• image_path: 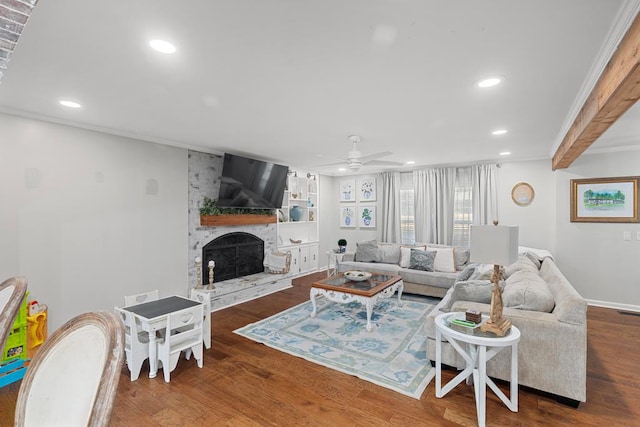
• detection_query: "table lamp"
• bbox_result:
[470,222,519,336]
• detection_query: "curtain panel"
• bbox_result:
[413,168,456,245]
[380,172,401,242]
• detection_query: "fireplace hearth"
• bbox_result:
[202,232,265,282]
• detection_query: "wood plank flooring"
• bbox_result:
[1,271,639,426]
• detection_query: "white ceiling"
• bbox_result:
[1,0,639,175]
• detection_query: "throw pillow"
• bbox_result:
[378,243,401,264]
[440,279,505,312]
[469,263,494,280]
[355,240,380,262]
[456,263,478,282]
[503,270,555,312]
[427,246,456,273]
[399,245,426,268]
[504,255,539,278]
[408,248,436,271]
[454,247,470,271]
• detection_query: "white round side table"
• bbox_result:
[325,251,352,277]
[434,312,521,427]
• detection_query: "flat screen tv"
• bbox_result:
[217,153,288,209]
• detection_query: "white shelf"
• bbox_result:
[277,171,320,276]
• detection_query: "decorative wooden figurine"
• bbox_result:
[195,257,203,289]
[208,260,215,290]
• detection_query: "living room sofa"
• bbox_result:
[337,240,470,298]
[424,252,587,405]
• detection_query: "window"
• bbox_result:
[398,169,472,247]
[452,168,472,248]
[399,173,415,244]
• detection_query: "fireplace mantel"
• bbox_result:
[200,214,277,227]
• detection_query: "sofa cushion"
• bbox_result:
[456,263,478,282]
[338,261,399,275]
[427,246,456,273]
[399,245,426,268]
[355,240,380,262]
[504,255,539,278]
[378,243,401,264]
[399,268,458,289]
[503,270,555,312]
[409,249,436,271]
[440,279,504,312]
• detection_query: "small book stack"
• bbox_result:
[465,310,482,324]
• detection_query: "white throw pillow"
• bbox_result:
[427,246,456,273]
[399,245,426,268]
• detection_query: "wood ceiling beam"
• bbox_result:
[552,12,640,170]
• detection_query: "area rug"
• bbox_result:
[234,297,435,399]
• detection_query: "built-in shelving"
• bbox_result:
[277,172,319,275]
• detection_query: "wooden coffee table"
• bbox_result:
[310,273,403,332]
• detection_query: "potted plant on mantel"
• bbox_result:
[199,197,277,226]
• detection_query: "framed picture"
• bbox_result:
[570,176,639,223]
[359,177,377,201]
[339,179,356,202]
[359,205,376,228]
[340,206,356,228]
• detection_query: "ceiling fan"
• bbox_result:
[319,135,404,171]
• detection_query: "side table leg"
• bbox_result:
[435,328,443,398]
[310,288,318,318]
[365,300,373,332]
[510,342,519,411]
[476,345,487,427]
[397,281,404,307]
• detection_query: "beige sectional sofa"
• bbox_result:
[424,253,587,405]
[336,241,470,298]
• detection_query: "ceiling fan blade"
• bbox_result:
[363,159,405,166]
[313,161,347,168]
[358,151,394,163]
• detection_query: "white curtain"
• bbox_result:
[471,163,498,225]
[413,168,456,244]
[380,172,401,242]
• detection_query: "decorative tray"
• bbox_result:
[344,271,372,282]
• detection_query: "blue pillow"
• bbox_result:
[409,249,436,271]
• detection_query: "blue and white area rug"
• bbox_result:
[234,297,436,399]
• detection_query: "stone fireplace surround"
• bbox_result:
[188,151,291,311]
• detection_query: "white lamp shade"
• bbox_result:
[470,225,519,266]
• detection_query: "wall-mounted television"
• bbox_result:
[216,153,289,209]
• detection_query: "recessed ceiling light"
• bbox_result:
[476,77,503,88]
[149,39,176,54]
[59,100,81,108]
[499,151,511,156]
[492,129,508,135]
[406,161,415,165]
[338,168,346,172]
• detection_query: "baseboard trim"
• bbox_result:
[585,299,640,313]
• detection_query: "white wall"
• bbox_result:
[497,159,557,253]
[0,113,189,329]
[325,173,381,254]
[555,149,640,309]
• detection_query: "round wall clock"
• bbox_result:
[511,182,535,206]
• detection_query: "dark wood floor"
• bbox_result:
[1,271,639,426]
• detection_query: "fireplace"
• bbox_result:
[202,232,265,282]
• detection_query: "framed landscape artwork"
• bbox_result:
[570,176,640,223]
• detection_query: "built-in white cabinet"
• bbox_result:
[283,242,319,276]
[277,171,319,276]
